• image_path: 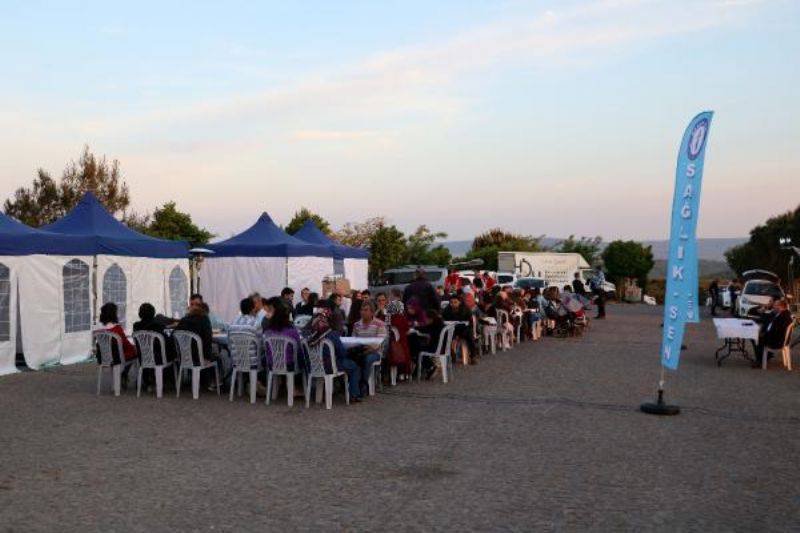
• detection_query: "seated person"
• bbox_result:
[384,300,412,376]
[754,298,794,367]
[294,287,311,316]
[408,308,445,379]
[263,297,304,373]
[175,300,217,384]
[95,302,137,368]
[443,295,478,363]
[375,292,388,322]
[132,303,175,365]
[306,300,364,402]
[351,301,386,394]
[328,293,348,335]
[280,287,295,321]
[295,289,317,317]
[230,297,260,331]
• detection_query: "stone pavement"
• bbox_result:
[1,304,798,531]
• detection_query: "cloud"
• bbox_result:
[289,130,386,141]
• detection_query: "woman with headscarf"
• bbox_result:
[384,300,412,377]
[306,301,365,402]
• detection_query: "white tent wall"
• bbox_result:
[287,256,332,298]
[344,258,369,290]
[18,255,94,369]
[161,259,190,320]
[202,257,286,323]
[0,257,19,376]
[96,256,190,332]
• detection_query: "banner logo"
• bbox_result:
[687,118,709,160]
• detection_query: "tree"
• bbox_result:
[601,240,654,288]
[725,205,800,284]
[5,145,130,226]
[284,207,331,236]
[335,217,386,248]
[556,235,602,265]
[142,202,214,247]
[405,225,452,266]
[369,224,407,281]
[465,229,541,271]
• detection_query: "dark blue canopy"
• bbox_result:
[0,211,97,256]
[207,213,333,258]
[293,220,369,259]
[42,192,189,258]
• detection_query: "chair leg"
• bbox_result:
[441,356,449,384]
[265,372,273,405]
[238,371,244,397]
[137,367,143,397]
[390,366,397,386]
[324,375,333,409]
[249,370,257,404]
[173,364,179,387]
[214,366,221,396]
[191,368,200,399]
[343,375,350,405]
[315,377,324,404]
[368,369,375,396]
[762,350,768,370]
[305,375,312,408]
[154,367,163,399]
[113,365,122,396]
[416,354,423,382]
[229,370,237,402]
[96,367,103,396]
[287,373,295,407]
[176,367,182,398]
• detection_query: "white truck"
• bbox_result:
[497,251,615,295]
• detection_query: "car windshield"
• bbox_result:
[516,278,545,289]
[497,275,514,284]
[744,281,783,298]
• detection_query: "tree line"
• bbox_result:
[4,146,655,287]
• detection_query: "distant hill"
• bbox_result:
[441,237,746,262]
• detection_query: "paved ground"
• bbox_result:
[1,304,799,532]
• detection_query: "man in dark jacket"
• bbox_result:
[572,272,586,297]
[709,279,720,317]
[754,299,794,368]
[175,303,215,367]
[403,268,441,312]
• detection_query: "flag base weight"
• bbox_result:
[640,389,680,416]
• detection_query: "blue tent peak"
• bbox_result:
[207,212,333,258]
[293,220,369,259]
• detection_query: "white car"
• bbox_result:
[496,272,517,288]
[737,270,784,317]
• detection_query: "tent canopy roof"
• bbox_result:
[207,213,333,258]
[293,220,369,259]
[0,211,97,256]
[43,192,189,258]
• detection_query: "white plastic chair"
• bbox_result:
[496,309,512,351]
[173,330,220,400]
[445,320,470,365]
[94,330,138,396]
[303,338,350,409]
[228,330,262,404]
[132,330,175,399]
[389,326,401,386]
[365,335,389,396]
[417,324,457,384]
[511,308,523,344]
[763,322,795,370]
[264,334,305,407]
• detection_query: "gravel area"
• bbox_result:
[1,304,799,532]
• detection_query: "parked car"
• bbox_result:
[736,270,784,316]
[496,272,517,288]
[369,265,448,296]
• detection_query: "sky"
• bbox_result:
[0,0,798,242]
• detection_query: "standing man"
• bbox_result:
[729,281,739,317]
[709,279,720,317]
[590,267,607,319]
[572,272,587,297]
[403,268,441,312]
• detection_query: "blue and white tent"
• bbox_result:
[33,192,191,368]
[0,212,98,374]
[293,220,369,290]
[204,213,334,321]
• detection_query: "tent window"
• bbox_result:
[102,264,127,328]
[0,264,10,342]
[169,266,188,318]
[63,259,91,333]
[334,259,345,277]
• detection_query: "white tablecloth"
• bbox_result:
[713,318,760,342]
[341,336,384,347]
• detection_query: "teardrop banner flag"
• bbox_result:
[661,111,713,369]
